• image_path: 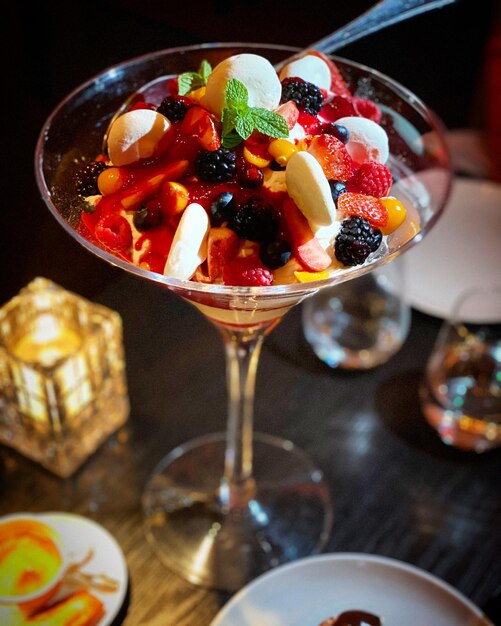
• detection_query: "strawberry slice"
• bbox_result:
[181,106,221,151]
[207,227,239,280]
[308,51,352,98]
[306,134,354,181]
[282,198,331,272]
[337,192,388,229]
[275,101,299,130]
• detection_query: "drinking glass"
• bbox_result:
[35,43,451,591]
[302,259,411,369]
[420,286,501,452]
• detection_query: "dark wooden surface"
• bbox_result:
[1,272,501,624]
[2,1,501,624]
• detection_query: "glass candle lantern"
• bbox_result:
[0,278,129,477]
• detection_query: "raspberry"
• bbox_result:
[322,95,356,122]
[281,78,324,115]
[196,148,237,182]
[223,257,273,286]
[95,213,132,251]
[353,97,382,123]
[157,96,189,121]
[74,161,108,196]
[229,197,279,243]
[307,134,354,181]
[337,192,388,229]
[334,216,382,267]
[347,162,393,197]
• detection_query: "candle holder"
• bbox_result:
[0,278,129,477]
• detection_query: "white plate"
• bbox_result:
[210,553,493,626]
[0,512,128,626]
[404,177,501,321]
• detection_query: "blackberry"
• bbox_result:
[334,216,382,267]
[196,148,237,182]
[329,180,347,205]
[210,192,236,226]
[260,239,292,269]
[229,197,279,243]
[280,77,324,115]
[157,96,188,122]
[74,161,107,196]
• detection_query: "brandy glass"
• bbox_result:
[36,43,451,591]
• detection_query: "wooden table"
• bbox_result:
[1,270,500,625]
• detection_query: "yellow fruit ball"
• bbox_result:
[379,196,407,235]
[98,167,127,195]
[243,145,271,168]
[160,181,189,215]
[268,139,298,166]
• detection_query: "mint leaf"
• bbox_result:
[250,108,289,138]
[221,107,237,138]
[199,60,212,82]
[225,78,248,110]
[220,78,289,145]
[178,72,195,96]
[235,110,255,140]
[221,132,243,149]
[178,60,212,95]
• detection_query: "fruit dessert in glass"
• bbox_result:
[36,43,451,591]
[72,50,410,294]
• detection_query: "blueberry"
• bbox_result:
[133,203,162,230]
[260,239,292,269]
[323,123,350,144]
[210,191,235,226]
[329,180,347,205]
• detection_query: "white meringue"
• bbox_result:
[335,116,389,164]
[203,53,281,117]
[107,109,172,166]
[279,55,331,91]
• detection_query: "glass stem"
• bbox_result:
[217,324,267,511]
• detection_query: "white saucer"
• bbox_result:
[404,177,501,322]
[210,553,493,626]
[0,512,128,626]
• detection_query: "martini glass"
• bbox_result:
[35,43,451,591]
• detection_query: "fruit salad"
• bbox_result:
[73,50,409,287]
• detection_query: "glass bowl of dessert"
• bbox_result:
[36,43,451,591]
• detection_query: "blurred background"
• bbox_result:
[4,0,499,300]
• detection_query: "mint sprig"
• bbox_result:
[221,79,289,149]
[178,60,212,95]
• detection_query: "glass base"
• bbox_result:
[142,432,333,591]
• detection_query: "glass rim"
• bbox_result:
[35,42,452,299]
[449,284,501,326]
